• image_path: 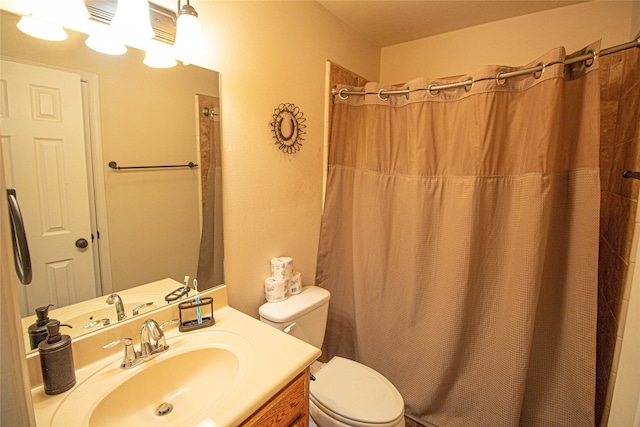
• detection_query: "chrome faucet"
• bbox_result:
[106,294,126,321]
[139,319,163,357]
[103,318,179,369]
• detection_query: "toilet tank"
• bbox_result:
[259,286,330,349]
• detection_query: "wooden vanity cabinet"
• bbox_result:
[240,367,310,427]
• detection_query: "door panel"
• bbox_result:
[1,59,96,316]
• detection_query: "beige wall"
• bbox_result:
[190,1,380,316]
[0,10,219,292]
[380,1,635,84]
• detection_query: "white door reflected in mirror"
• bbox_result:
[1,59,97,316]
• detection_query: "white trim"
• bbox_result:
[195,95,204,232]
[608,216,640,426]
[322,61,331,214]
[80,75,113,296]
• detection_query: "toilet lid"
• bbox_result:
[310,357,404,425]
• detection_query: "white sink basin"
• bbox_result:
[50,330,254,427]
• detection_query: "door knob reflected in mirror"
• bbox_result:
[75,238,89,249]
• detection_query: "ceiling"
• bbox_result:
[316,1,587,47]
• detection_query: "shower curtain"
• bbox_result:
[316,43,600,426]
[197,96,224,290]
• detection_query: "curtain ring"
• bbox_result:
[584,50,597,67]
[533,62,545,79]
[464,78,474,92]
[338,88,349,100]
[496,72,507,85]
[377,88,389,101]
[427,84,439,97]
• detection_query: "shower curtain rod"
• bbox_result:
[332,38,640,98]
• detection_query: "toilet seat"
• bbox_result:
[310,357,404,427]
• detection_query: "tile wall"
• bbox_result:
[597,46,640,426]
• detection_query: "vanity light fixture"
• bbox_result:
[14,0,195,70]
[110,0,154,40]
[174,0,207,65]
[16,0,90,42]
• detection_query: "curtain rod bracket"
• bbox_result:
[623,170,640,180]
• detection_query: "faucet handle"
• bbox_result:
[132,302,153,316]
[160,318,180,331]
[157,319,180,349]
[103,337,132,348]
[103,338,137,369]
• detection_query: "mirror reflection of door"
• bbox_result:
[1,59,97,316]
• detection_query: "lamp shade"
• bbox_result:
[17,16,67,41]
[27,0,89,24]
[144,51,177,68]
[64,0,90,22]
[110,0,154,40]
[85,34,127,55]
[174,2,207,64]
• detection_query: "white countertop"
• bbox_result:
[30,285,321,426]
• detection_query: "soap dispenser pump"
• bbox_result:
[28,304,55,350]
[38,320,76,395]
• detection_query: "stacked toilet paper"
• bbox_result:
[264,257,302,303]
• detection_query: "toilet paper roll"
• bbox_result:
[289,271,302,295]
[264,277,288,303]
[270,257,293,281]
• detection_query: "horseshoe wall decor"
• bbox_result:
[270,103,306,154]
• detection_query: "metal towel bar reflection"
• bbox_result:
[108,161,198,171]
[623,170,640,180]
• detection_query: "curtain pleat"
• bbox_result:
[316,43,600,426]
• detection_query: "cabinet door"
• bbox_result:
[240,367,310,427]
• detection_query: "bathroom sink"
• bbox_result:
[89,347,237,426]
[50,330,254,427]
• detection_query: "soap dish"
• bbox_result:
[178,297,215,332]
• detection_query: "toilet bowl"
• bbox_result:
[258,286,405,427]
[309,357,405,427]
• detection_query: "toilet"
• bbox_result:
[259,286,405,427]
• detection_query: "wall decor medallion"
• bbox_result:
[270,103,306,154]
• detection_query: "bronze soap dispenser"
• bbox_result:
[38,320,75,395]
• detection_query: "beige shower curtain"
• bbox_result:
[316,43,600,426]
[197,96,224,290]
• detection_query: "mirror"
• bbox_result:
[0,10,223,352]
